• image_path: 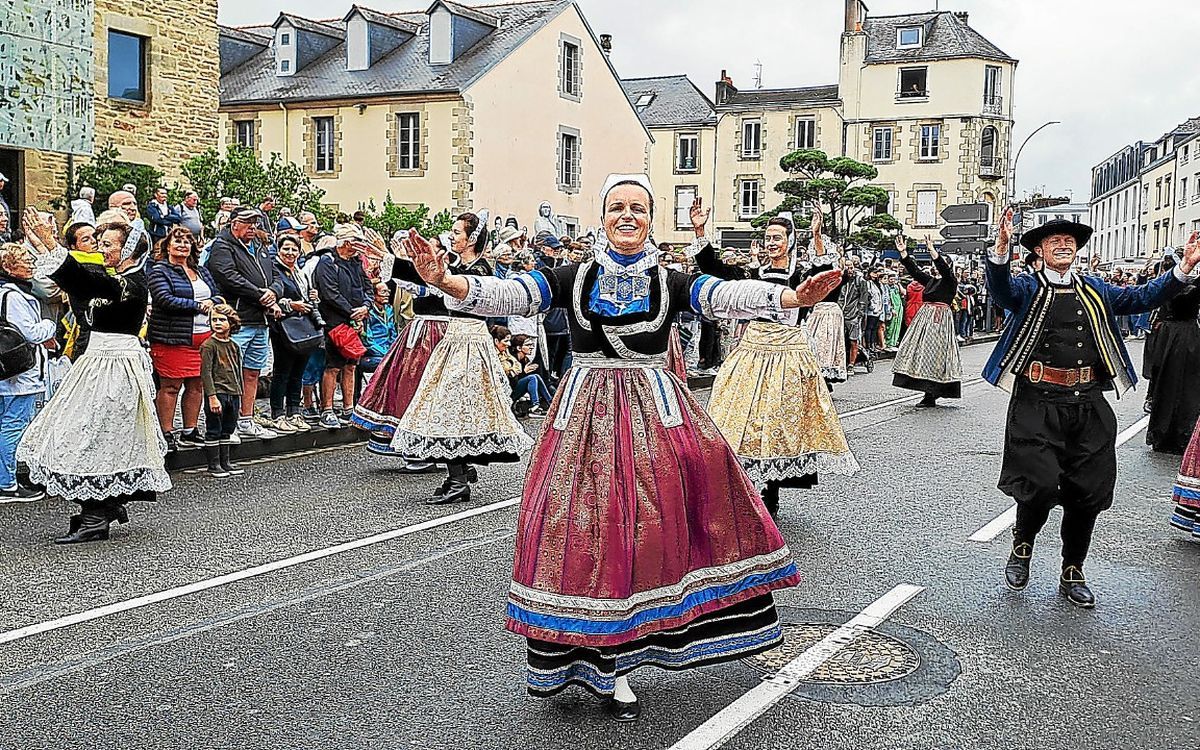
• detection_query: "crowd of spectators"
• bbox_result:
[5,183,1174,494]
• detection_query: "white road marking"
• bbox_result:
[0,496,522,647]
[667,584,925,750]
[968,414,1153,543]
[968,505,1018,543]
[1116,415,1151,447]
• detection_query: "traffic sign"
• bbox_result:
[939,240,988,256]
[941,224,990,240]
[941,203,990,223]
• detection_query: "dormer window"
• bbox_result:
[280,59,290,73]
[280,33,290,45]
[636,93,654,109]
[897,27,922,48]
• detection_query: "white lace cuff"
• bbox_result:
[681,235,711,258]
[379,254,395,281]
[33,245,69,277]
[698,278,786,321]
[443,273,550,317]
[988,249,1011,265]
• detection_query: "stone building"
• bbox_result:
[628,0,1016,248]
[0,0,221,217]
[218,0,651,233]
[1089,116,1199,263]
[1173,131,1200,248]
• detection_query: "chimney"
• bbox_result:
[954,11,969,23]
[844,0,864,33]
[599,34,612,54]
[715,69,737,106]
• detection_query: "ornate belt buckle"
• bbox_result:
[1065,369,1078,387]
[1028,361,1044,384]
[1080,366,1093,384]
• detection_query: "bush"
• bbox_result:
[182,146,333,228]
[356,194,454,240]
[56,145,166,211]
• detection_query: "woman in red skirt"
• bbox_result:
[1171,418,1200,541]
[406,174,841,722]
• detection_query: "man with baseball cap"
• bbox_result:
[986,212,1200,607]
[207,206,281,440]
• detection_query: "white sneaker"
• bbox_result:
[272,416,297,433]
[289,415,311,432]
[238,420,277,440]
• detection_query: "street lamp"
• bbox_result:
[1008,120,1061,205]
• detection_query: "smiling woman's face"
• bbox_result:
[603,184,652,254]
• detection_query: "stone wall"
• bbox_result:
[23,0,220,213]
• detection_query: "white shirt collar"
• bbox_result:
[1044,266,1075,285]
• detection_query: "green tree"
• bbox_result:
[356,194,455,240]
[57,144,166,212]
[181,146,333,228]
[760,149,901,254]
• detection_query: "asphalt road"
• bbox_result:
[1,340,1197,750]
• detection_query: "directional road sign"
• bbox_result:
[941,223,991,240]
[941,203,990,224]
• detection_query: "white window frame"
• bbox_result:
[794,118,815,150]
[676,133,700,173]
[280,32,291,46]
[741,119,762,160]
[314,116,335,173]
[916,190,938,227]
[234,120,255,150]
[899,67,928,98]
[897,26,922,48]
[559,35,582,102]
[675,186,698,230]
[396,112,421,171]
[558,127,581,193]
[739,179,761,220]
[872,127,892,162]
[919,124,941,160]
[280,59,290,73]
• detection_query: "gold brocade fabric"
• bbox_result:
[708,322,858,487]
[391,318,534,458]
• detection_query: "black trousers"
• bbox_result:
[269,336,305,418]
[999,385,1117,570]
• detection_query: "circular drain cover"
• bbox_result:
[745,623,921,684]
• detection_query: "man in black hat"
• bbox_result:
[984,211,1200,607]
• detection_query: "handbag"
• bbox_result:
[327,322,367,360]
[275,313,324,354]
[0,289,38,379]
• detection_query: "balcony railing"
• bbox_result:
[983,95,1003,116]
[979,157,1004,179]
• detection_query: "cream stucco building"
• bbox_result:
[218,0,651,235]
[626,1,1016,248]
[1173,131,1200,247]
[1089,117,1199,263]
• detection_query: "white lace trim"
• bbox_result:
[819,366,847,381]
[739,451,860,490]
[26,465,172,502]
[389,430,534,461]
[33,245,69,276]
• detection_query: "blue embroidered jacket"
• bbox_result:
[983,257,1186,395]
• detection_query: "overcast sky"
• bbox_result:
[219,0,1200,204]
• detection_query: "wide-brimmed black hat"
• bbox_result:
[1021,219,1093,251]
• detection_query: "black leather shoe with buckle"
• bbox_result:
[606,698,641,723]
[1005,542,1033,591]
[1058,566,1096,608]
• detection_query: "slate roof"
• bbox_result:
[220,0,572,105]
[863,11,1015,65]
[620,75,715,128]
[722,84,840,109]
[346,5,422,35]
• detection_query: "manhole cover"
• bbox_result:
[745,623,922,684]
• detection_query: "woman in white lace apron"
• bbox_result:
[19,211,170,544]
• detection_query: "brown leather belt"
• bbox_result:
[1026,361,1093,387]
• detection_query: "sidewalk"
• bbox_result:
[168,332,1005,470]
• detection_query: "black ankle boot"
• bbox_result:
[206,444,229,478]
[219,443,245,477]
[1059,566,1096,608]
[917,394,938,408]
[606,697,641,723]
[1005,542,1033,590]
[55,505,112,545]
[429,465,471,505]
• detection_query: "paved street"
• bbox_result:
[1,341,1197,750]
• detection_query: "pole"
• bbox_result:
[1008,120,1060,207]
